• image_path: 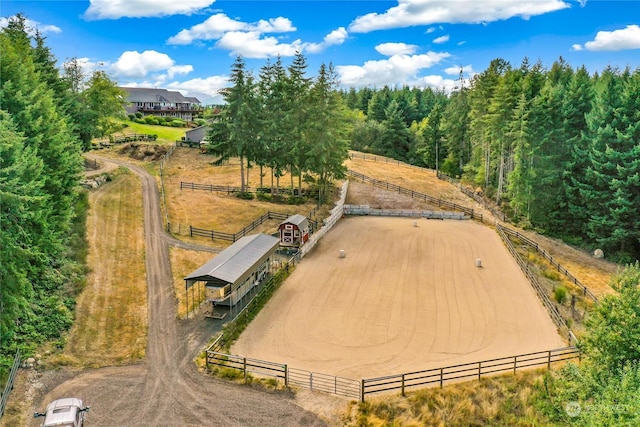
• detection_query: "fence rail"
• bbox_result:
[176,211,315,243]
[495,223,569,335]
[180,181,319,198]
[0,350,21,419]
[206,352,360,399]
[497,225,598,303]
[343,205,468,220]
[361,347,579,401]
[346,170,479,220]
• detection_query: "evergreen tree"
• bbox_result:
[378,100,411,160]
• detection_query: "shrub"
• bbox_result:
[235,191,254,200]
[144,115,157,124]
[135,112,143,119]
[287,195,306,205]
[170,119,186,127]
[127,113,136,121]
[256,192,271,202]
[553,286,567,305]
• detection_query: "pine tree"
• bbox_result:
[379,100,411,160]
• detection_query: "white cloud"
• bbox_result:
[336,51,450,87]
[166,75,229,103]
[571,44,583,51]
[413,74,458,92]
[215,31,303,58]
[444,64,474,75]
[305,27,349,54]
[580,25,640,51]
[433,35,450,44]
[167,13,295,45]
[84,0,215,20]
[110,50,193,79]
[0,16,62,35]
[349,0,570,32]
[375,42,418,56]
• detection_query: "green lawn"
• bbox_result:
[116,120,188,143]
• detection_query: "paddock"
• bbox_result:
[231,217,565,379]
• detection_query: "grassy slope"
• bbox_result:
[114,120,188,143]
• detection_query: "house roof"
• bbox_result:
[184,234,279,288]
[282,214,309,228]
[120,87,201,104]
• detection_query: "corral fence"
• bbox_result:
[180,181,320,198]
[170,211,318,242]
[497,225,598,304]
[206,352,361,399]
[438,173,509,223]
[0,350,21,420]
[343,205,468,220]
[348,151,423,169]
[346,170,481,221]
[361,346,580,402]
[495,223,571,337]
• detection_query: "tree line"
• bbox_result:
[340,60,640,262]
[0,15,125,379]
[207,53,350,205]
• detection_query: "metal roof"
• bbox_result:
[282,214,309,227]
[184,234,279,288]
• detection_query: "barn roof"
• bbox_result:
[184,234,279,288]
[282,214,308,227]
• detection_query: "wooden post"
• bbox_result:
[440,368,444,388]
[548,351,552,370]
[243,358,247,380]
[514,356,517,374]
[361,379,365,403]
[478,362,482,380]
[284,365,288,388]
[310,372,313,390]
[401,374,405,397]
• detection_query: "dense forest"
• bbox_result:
[0,15,124,379]
[342,60,639,262]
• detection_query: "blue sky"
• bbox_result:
[2,0,639,104]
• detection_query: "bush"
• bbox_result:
[256,192,271,202]
[554,286,568,305]
[287,195,306,205]
[235,191,254,200]
[127,114,136,121]
[144,115,157,124]
[170,119,186,127]
[135,112,143,119]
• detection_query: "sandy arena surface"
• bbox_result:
[232,216,566,379]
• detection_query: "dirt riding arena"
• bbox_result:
[232,216,565,380]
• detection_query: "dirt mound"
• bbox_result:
[118,143,168,161]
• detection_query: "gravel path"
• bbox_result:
[30,157,327,427]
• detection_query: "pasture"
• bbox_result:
[231,216,565,379]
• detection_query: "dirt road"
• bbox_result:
[30,158,326,426]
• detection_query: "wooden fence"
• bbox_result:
[206,352,361,399]
[343,205,468,220]
[361,346,580,401]
[174,211,318,242]
[180,181,319,198]
[346,170,480,220]
[495,223,569,336]
[0,350,21,419]
[497,225,598,303]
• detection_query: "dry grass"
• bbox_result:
[170,247,215,318]
[163,148,332,241]
[53,171,147,368]
[346,368,558,427]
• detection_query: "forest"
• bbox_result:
[0,15,124,379]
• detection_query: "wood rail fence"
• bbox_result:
[361,347,580,401]
[497,225,598,303]
[180,181,319,198]
[496,223,571,337]
[346,170,481,221]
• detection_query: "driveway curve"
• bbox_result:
[32,156,326,426]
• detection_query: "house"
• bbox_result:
[120,87,203,122]
[279,214,310,247]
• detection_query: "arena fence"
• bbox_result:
[495,223,570,338]
[206,351,361,399]
[360,346,580,402]
[343,205,468,220]
[346,170,481,221]
[496,225,598,303]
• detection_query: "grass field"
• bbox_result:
[56,170,147,368]
[113,120,188,143]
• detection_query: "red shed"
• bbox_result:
[279,214,310,247]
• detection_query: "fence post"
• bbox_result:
[548,351,552,370]
[401,374,405,397]
[310,372,313,390]
[478,361,482,380]
[361,379,365,403]
[284,364,288,388]
[243,358,247,380]
[189,225,193,237]
[440,368,444,388]
[513,356,517,374]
